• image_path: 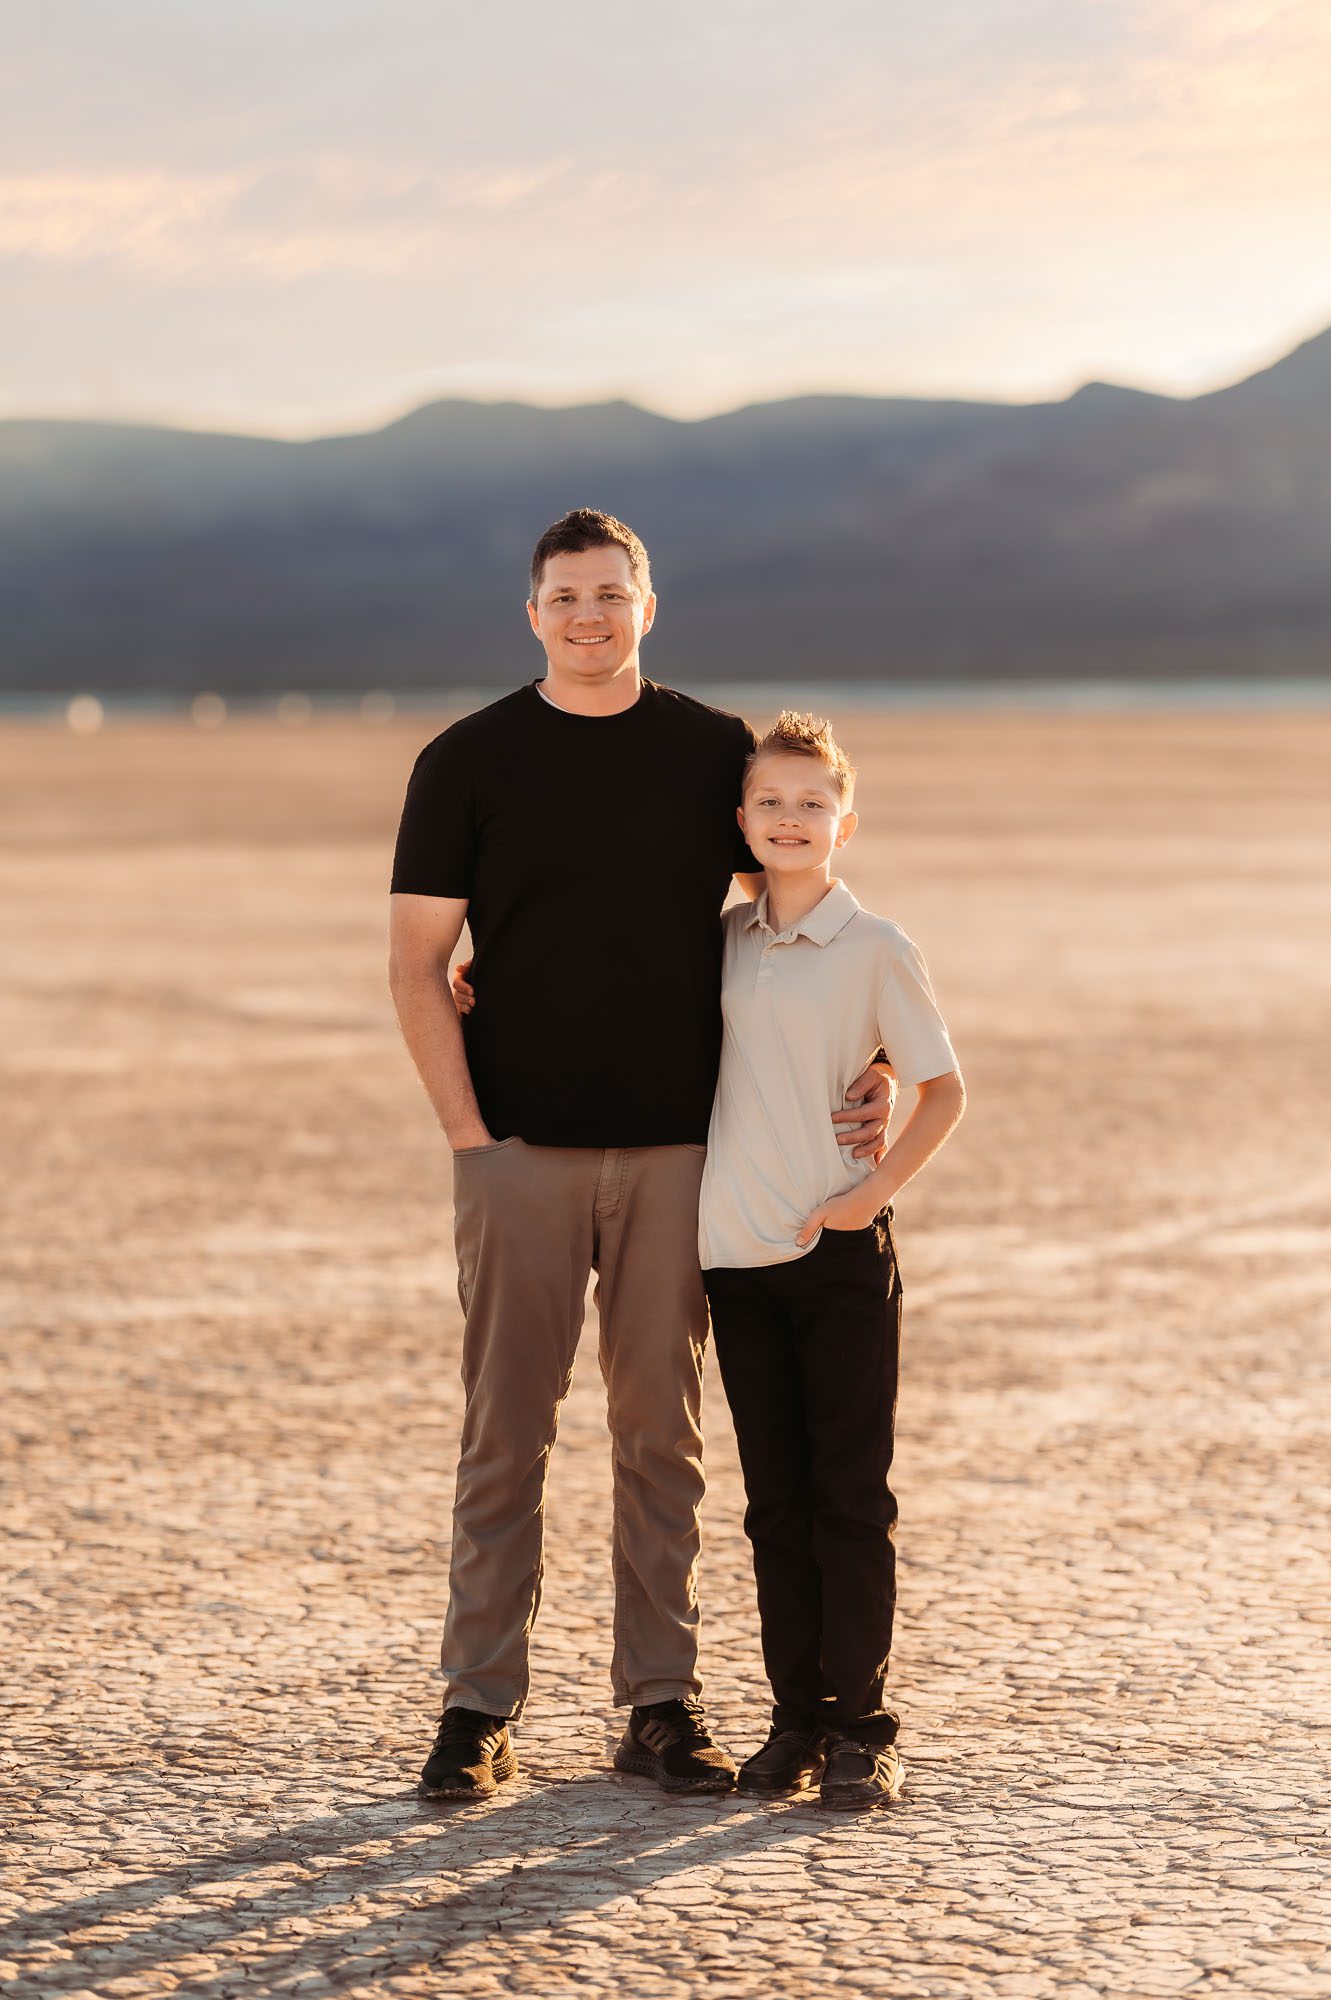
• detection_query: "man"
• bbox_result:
[388,508,891,1799]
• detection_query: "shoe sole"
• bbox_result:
[417,1746,519,1800]
[737,1764,823,1796]
[819,1757,906,1811]
[613,1744,736,1794]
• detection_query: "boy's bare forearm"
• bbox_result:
[866,1072,966,1205]
[389,967,490,1148]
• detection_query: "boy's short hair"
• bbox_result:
[529,508,652,600]
[745,710,856,804]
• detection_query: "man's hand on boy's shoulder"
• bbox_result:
[832,1061,896,1162]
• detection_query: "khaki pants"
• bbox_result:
[442,1138,710,1720]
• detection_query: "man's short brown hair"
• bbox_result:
[529,508,652,601]
[744,710,856,804]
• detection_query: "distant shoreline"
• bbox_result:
[4,676,1331,724]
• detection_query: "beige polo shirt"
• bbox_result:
[698,879,959,1270]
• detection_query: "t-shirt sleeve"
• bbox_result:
[729,716,761,874]
[875,939,959,1086]
[389,730,476,898]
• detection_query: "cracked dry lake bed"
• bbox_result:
[2,707,1329,1998]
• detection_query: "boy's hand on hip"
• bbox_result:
[832,1062,896,1162]
[796,1184,885,1247]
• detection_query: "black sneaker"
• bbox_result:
[418,1706,517,1800]
[613,1697,737,1794]
[737,1726,827,1795]
[818,1736,905,1810]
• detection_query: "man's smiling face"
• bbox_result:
[527,544,655,683]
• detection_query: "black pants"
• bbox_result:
[705,1216,902,1747]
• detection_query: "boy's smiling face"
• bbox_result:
[740,751,857,878]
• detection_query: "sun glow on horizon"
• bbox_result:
[4,0,1329,432]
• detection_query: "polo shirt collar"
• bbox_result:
[745,878,861,946]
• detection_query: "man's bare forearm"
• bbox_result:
[389,966,490,1148]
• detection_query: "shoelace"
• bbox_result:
[826,1738,891,1767]
[435,1709,503,1751]
[641,1698,711,1745]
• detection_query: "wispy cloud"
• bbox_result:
[1,0,1327,429]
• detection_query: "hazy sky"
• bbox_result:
[3,0,1329,434]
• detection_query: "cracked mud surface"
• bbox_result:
[3,708,1328,1997]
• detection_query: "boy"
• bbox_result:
[699,712,965,1810]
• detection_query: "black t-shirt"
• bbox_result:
[390,679,757,1146]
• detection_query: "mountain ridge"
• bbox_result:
[4,327,1329,691]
